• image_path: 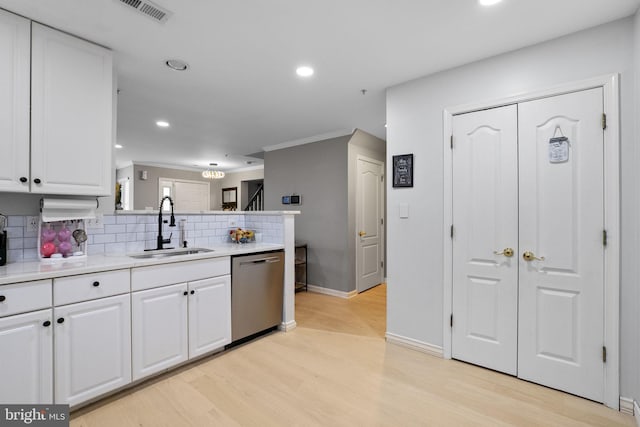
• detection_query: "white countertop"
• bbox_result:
[0,243,284,286]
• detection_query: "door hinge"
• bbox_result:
[603,230,607,247]
[450,314,453,328]
[450,135,454,149]
[603,346,607,363]
[450,225,454,239]
[381,218,384,225]
[602,113,607,130]
[381,260,384,268]
[381,175,384,182]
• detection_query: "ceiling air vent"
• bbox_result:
[116,0,172,23]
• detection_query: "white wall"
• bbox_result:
[633,10,640,406]
[386,17,638,397]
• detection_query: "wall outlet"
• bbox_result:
[26,216,39,232]
[86,213,104,230]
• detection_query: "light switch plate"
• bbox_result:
[399,203,409,219]
[27,216,39,232]
[86,213,104,230]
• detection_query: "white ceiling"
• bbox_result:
[1,0,638,171]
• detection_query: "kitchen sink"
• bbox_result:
[128,248,214,259]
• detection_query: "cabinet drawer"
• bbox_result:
[131,257,230,291]
[0,280,52,318]
[54,269,130,306]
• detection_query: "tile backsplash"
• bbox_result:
[3,213,284,263]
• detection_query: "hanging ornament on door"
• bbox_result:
[549,126,570,163]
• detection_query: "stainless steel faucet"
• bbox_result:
[156,196,176,250]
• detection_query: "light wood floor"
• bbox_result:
[71,284,634,426]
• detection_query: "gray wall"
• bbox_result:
[131,164,220,210]
[386,16,638,399]
[264,130,386,293]
[265,135,351,291]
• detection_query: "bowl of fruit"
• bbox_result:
[229,228,255,244]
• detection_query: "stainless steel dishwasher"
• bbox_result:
[231,250,284,342]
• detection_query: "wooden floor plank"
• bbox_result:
[71,284,634,426]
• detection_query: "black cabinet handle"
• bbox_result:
[0,295,5,302]
[190,290,195,295]
[19,177,27,183]
[57,318,64,324]
[183,291,188,296]
[43,320,51,327]
[93,281,100,287]
[33,178,41,184]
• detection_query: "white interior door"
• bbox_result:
[451,88,605,402]
[356,157,384,293]
[451,105,519,375]
[174,180,210,211]
[517,88,605,402]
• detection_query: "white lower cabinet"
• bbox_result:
[132,283,189,381]
[132,275,231,381]
[0,309,53,404]
[54,294,131,406]
[188,276,231,358]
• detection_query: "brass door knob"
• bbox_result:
[523,251,545,262]
[359,231,367,237]
[494,248,514,258]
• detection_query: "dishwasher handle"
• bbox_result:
[239,256,281,266]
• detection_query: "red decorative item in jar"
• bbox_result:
[41,242,56,258]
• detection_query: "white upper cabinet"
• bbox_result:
[31,23,113,196]
[0,10,30,192]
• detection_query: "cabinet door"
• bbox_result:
[31,23,113,196]
[0,309,53,404]
[54,294,131,407]
[0,10,30,193]
[188,275,231,358]
[132,283,188,381]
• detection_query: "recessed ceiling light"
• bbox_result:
[114,144,123,149]
[479,0,502,6]
[296,66,314,77]
[165,59,189,71]
[156,120,170,128]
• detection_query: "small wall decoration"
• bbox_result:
[393,154,414,188]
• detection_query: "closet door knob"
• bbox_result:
[93,281,100,287]
[0,295,5,302]
[33,178,41,184]
[19,177,27,183]
[57,318,65,324]
[43,320,51,327]
[190,290,195,295]
[494,248,514,258]
[183,291,188,296]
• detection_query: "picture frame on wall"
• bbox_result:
[392,154,413,188]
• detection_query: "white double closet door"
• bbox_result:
[451,88,605,402]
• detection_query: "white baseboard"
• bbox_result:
[635,400,640,427]
[307,284,357,299]
[385,332,444,358]
[620,397,634,415]
[279,320,297,332]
